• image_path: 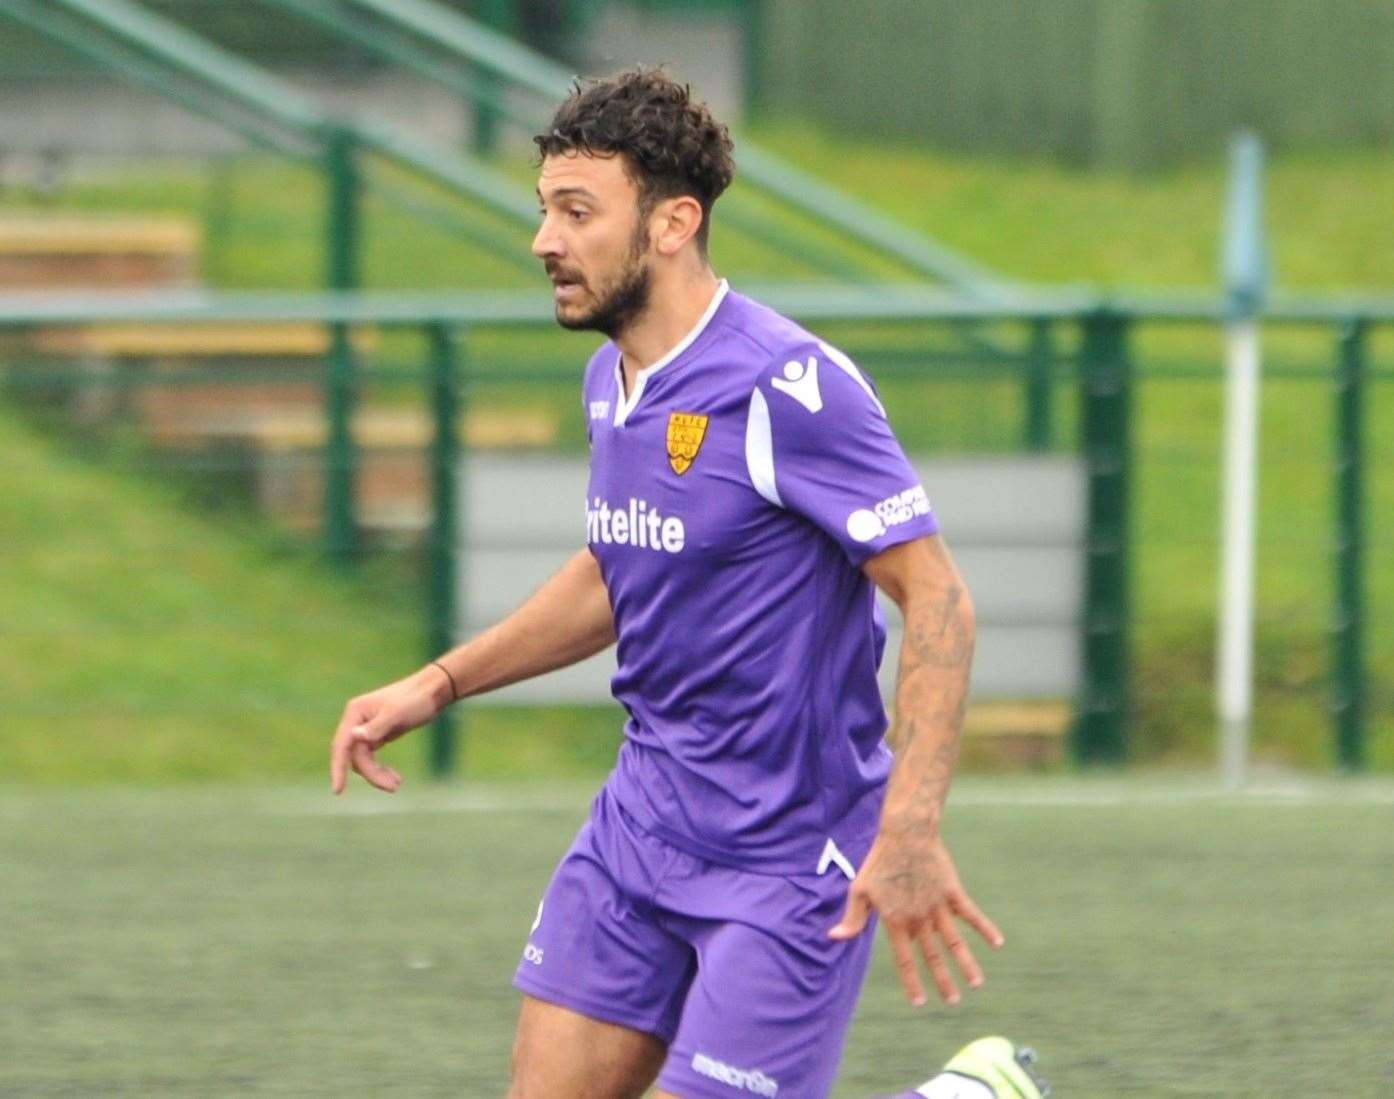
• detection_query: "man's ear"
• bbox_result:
[652,195,705,256]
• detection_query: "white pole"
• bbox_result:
[1216,132,1268,791]
[1217,319,1260,789]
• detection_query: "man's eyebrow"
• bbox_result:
[537,186,599,202]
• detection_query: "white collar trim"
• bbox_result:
[612,279,729,428]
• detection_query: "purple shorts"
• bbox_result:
[512,787,877,1099]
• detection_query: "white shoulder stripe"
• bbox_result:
[818,340,886,417]
[745,386,782,507]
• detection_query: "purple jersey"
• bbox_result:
[583,281,939,873]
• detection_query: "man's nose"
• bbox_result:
[532,217,562,260]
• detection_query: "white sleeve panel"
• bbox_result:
[818,340,886,417]
[744,385,783,507]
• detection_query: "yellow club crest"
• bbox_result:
[666,411,709,475]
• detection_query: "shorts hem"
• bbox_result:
[512,972,679,1046]
[657,1065,784,1099]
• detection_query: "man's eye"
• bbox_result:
[569,209,587,222]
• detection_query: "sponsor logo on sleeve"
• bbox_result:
[845,484,931,544]
[769,355,822,413]
[666,411,709,474]
[691,1053,779,1096]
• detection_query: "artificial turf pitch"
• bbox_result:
[3,777,1391,1097]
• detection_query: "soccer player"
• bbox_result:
[329,69,1045,1099]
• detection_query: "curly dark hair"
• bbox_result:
[534,68,735,253]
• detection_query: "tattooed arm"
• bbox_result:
[829,536,1005,1008]
[870,534,975,833]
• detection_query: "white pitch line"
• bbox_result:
[265,779,1394,817]
[272,792,589,816]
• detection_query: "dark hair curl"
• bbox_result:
[535,67,735,253]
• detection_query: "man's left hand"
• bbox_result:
[828,834,1003,1007]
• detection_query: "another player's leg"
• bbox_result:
[881,1035,1049,1099]
[507,996,667,1099]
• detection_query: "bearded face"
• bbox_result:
[546,212,653,339]
[534,151,660,341]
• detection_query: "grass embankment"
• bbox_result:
[0,405,626,785]
[4,130,1391,779]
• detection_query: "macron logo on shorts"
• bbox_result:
[691,1053,779,1096]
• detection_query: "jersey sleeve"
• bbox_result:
[744,339,939,565]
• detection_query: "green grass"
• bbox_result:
[751,124,1394,290]
[0,402,414,783]
[21,130,1394,291]
[0,402,635,785]
[3,778,1392,1096]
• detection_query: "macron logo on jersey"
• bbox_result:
[587,496,686,553]
[770,355,822,413]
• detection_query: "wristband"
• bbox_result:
[430,660,461,702]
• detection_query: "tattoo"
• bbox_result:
[881,572,974,834]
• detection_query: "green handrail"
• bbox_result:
[257,0,885,282]
[46,0,539,229]
[0,0,314,159]
[263,0,530,132]
[24,0,1021,295]
[343,0,1022,295]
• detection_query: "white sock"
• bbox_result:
[916,1073,997,1099]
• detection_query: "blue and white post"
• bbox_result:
[1217,132,1269,790]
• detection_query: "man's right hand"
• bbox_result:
[329,665,452,795]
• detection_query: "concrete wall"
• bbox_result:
[454,453,1083,703]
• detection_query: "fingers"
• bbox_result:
[949,888,1005,948]
[330,702,401,795]
[350,736,401,793]
[887,923,928,1007]
[933,906,982,992]
[916,922,959,1006]
[329,716,356,795]
[827,888,872,941]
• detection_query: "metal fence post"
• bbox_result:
[1025,317,1055,452]
[1073,308,1133,764]
[741,0,765,113]
[1332,318,1367,771]
[324,124,359,564]
[472,0,512,156]
[427,323,461,778]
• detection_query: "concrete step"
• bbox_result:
[145,406,557,538]
[0,216,199,289]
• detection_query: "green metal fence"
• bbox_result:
[754,0,1394,170]
[0,0,1018,298]
[1,288,1389,782]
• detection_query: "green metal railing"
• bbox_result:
[2,286,1387,774]
[1074,309,1132,765]
[0,0,531,237]
[0,0,1026,295]
[257,0,1022,294]
[1333,319,1367,771]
